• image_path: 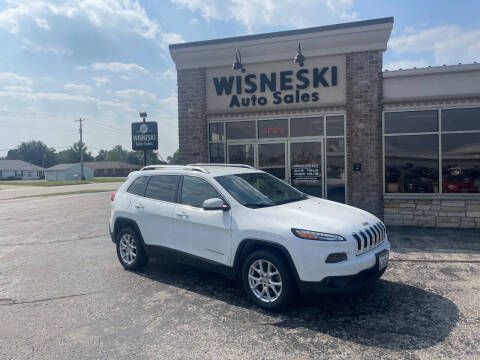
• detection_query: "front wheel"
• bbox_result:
[116,228,149,270]
[241,250,295,311]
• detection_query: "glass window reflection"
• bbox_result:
[442,133,480,193]
[385,135,439,193]
[384,110,438,134]
[228,144,255,167]
[291,117,323,137]
[209,143,225,163]
[209,123,224,141]
[226,121,256,139]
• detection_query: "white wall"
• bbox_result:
[383,64,480,103]
[45,165,93,181]
[0,170,42,180]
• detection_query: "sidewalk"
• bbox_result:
[0,182,121,200]
[388,225,480,262]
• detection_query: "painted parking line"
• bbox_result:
[0,246,17,260]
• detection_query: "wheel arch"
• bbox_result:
[113,217,146,248]
[233,239,300,284]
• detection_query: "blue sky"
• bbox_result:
[1,0,479,160]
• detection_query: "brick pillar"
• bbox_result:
[177,68,208,164]
[345,50,384,218]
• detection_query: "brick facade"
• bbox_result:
[384,198,480,228]
[345,51,384,218]
[177,68,208,164]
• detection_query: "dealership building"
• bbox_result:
[169,17,480,228]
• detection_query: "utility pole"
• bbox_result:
[75,118,85,180]
[140,112,147,167]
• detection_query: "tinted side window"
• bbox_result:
[180,176,221,208]
[127,176,149,196]
[144,175,179,202]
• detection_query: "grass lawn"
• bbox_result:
[13,189,116,199]
[0,177,125,187]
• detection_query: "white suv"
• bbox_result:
[109,164,390,311]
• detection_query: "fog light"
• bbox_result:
[325,252,347,263]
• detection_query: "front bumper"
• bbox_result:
[289,236,390,282]
[298,265,386,294]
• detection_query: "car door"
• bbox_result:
[174,175,231,265]
[134,174,179,249]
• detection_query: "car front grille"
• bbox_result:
[352,222,386,255]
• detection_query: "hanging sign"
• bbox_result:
[131,122,158,151]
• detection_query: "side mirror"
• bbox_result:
[202,197,228,211]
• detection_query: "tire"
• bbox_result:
[241,250,295,311]
[116,227,149,270]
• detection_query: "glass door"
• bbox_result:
[227,143,255,167]
[258,142,287,180]
[289,140,323,198]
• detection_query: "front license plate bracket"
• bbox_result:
[376,249,389,271]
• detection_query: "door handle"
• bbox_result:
[176,211,187,218]
[134,203,144,209]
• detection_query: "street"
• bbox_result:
[0,192,479,359]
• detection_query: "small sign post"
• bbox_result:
[132,112,158,166]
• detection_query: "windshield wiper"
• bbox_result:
[243,203,273,208]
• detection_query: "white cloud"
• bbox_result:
[171,0,356,33]
[2,85,33,92]
[0,0,183,55]
[389,25,480,65]
[77,62,149,74]
[189,17,199,25]
[64,83,93,94]
[158,69,176,80]
[383,60,430,71]
[92,76,110,87]
[114,88,157,102]
[0,72,33,85]
[119,75,131,80]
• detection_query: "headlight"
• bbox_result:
[291,228,345,241]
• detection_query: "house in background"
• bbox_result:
[45,163,93,181]
[0,160,45,180]
[84,161,141,177]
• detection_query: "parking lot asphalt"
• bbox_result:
[0,193,479,359]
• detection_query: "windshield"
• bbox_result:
[215,172,308,208]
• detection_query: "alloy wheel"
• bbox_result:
[248,259,283,303]
[119,233,137,265]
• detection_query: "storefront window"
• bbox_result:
[209,143,225,163]
[290,116,323,137]
[326,138,345,202]
[228,144,255,167]
[226,121,256,139]
[384,110,438,134]
[442,108,480,131]
[385,134,439,193]
[326,115,344,136]
[258,119,288,138]
[209,122,224,141]
[442,133,480,193]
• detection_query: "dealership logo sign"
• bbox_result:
[213,66,338,108]
[131,121,158,151]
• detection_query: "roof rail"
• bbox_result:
[188,163,255,169]
[140,165,209,173]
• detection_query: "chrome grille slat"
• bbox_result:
[353,222,386,255]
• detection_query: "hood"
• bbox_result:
[257,197,380,236]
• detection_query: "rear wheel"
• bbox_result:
[241,250,295,311]
[116,227,149,270]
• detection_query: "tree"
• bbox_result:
[7,140,57,168]
[95,149,107,161]
[167,149,181,165]
[57,143,94,163]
